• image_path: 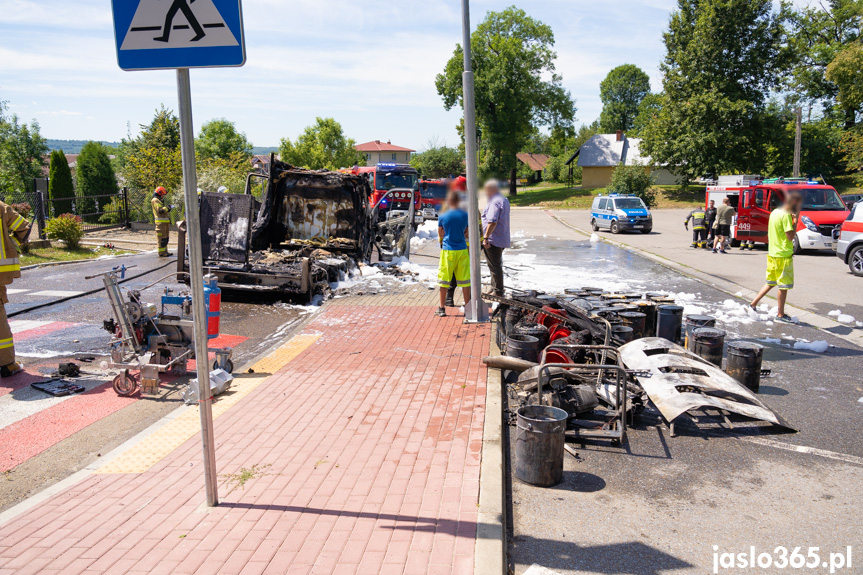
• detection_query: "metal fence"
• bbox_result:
[21,178,131,237]
[124,188,186,225]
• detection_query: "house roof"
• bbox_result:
[355,140,415,153]
[516,153,551,171]
[576,134,653,168]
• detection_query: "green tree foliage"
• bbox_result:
[762,104,844,177]
[599,64,652,133]
[0,98,48,200]
[45,214,84,249]
[826,41,863,116]
[787,0,863,125]
[542,155,566,182]
[410,144,463,178]
[630,93,663,137]
[76,141,117,217]
[48,150,75,216]
[435,6,576,178]
[607,163,656,207]
[196,118,253,160]
[197,152,253,194]
[279,117,363,170]
[641,0,789,181]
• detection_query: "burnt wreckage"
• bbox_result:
[178,158,415,300]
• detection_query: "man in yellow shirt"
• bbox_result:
[749,192,802,322]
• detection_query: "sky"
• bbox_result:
[0,0,677,151]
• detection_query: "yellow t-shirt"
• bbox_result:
[768,208,795,258]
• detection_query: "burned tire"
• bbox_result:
[514,323,549,349]
[610,220,620,234]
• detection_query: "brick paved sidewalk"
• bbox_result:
[0,290,491,575]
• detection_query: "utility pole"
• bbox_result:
[793,106,802,178]
[461,0,489,324]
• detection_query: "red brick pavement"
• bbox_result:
[0,303,490,575]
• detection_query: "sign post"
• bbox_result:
[461,0,490,324]
[111,0,246,507]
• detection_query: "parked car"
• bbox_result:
[840,193,863,210]
[590,194,652,234]
[835,201,863,276]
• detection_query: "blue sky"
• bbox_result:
[0,0,677,151]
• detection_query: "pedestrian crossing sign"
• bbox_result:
[111,0,245,70]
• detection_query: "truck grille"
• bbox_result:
[818,224,836,238]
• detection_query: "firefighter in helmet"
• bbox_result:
[684,205,708,248]
[0,202,30,376]
[151,186,173,257]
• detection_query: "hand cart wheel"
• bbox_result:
[213,359,234,374]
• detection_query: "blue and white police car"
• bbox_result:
[589,194,653,234]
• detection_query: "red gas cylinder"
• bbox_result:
[203,274,221,340]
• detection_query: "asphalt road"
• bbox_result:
[551,208,863,322]
[0,252,314,511]
[504,209,863,575]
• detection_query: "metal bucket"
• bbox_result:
[612,324,634,343]
[618,311,647,339]
[635,301,658,337]
[506,334,539,362]
[693,327,726,366]
[684,314,716,350]
[726,341,764,392]
[656,305,684,343]
[515,405,568,487]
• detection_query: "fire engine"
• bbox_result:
[341,163,422,222]
[419,179,448,219]
[705,176,848,253]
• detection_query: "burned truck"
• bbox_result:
[177,158,416,300]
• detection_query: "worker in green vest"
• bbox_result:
[151,186,173,257]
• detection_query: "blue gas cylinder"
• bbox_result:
[203,274,221,340]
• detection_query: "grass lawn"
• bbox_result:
[21,246,132,266]
[507,182,704,209]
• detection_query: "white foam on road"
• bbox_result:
[409,220,439,250]
[792,340,830,353]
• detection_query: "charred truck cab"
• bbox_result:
[178,157,415,301]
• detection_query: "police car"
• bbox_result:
[589,194,653,234]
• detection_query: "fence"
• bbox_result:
[23,178,131,237]
[124,188,186,226]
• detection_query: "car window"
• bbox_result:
[768,191,779,211]
[754,189,765,208]
[614,198,647,210]
[598,198,608,210]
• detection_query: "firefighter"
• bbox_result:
[684,206,708,248]
[151,186,173,257]
[705,199,717,245]
[0,202,30,377]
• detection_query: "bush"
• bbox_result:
[45,214,84,249]
[542,155,566,182]
[607,163,656,207]
[11,202,31,218]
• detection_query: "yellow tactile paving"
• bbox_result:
[96,333,321,474]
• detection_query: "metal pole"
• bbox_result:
[461,0,489,324]
[792,107,802,178]
[176,68,219,507]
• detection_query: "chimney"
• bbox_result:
[387,140,391,144]
[615,130,623,142]
[375,140,380,144]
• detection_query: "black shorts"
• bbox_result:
[715,224,731,237]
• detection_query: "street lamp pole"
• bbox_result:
[461,0,490,324]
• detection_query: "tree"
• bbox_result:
[197,152,252,194]
[630,93,663,137]
[599,65,652,133]
[48,150,75,216]
[278,117,363,170]
[76,141,117,218]
[641,0,790,181]
[0,98,48,200]
[787,0,862,126]
[607,163,656,207]
[410,144,463,178]
[435,6,576,179]
[826,41,863,117]
[196,118,253,160]
[542,155,566,182]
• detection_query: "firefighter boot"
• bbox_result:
[0,361,23,377]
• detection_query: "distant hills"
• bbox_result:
[46,139,278,156]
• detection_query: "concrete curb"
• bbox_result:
[475,320,507,575]
[546,211,863,350]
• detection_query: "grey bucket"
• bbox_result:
[506,334,539,362]
[515,405,569,487]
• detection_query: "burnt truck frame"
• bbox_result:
[177,157,415,301]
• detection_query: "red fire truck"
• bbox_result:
[705,176,849,253]
[419,179,448,219]
[342,163,422,222]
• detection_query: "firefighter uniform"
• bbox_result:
[684,207,708,248]
[0,202,30,372]
[151,192,171,256]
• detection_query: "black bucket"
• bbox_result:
[693,327,726,366]
[684,314,716,350]
[506,334,539,362]
[612,324,634,343]
[656,305,684,343]
[726,341,764,392]
[515,405,568,487]
[618,311,647,339]
[635,301,658,337]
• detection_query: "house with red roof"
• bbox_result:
[354,140,415,165]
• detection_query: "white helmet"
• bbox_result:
[217,186,228,193]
